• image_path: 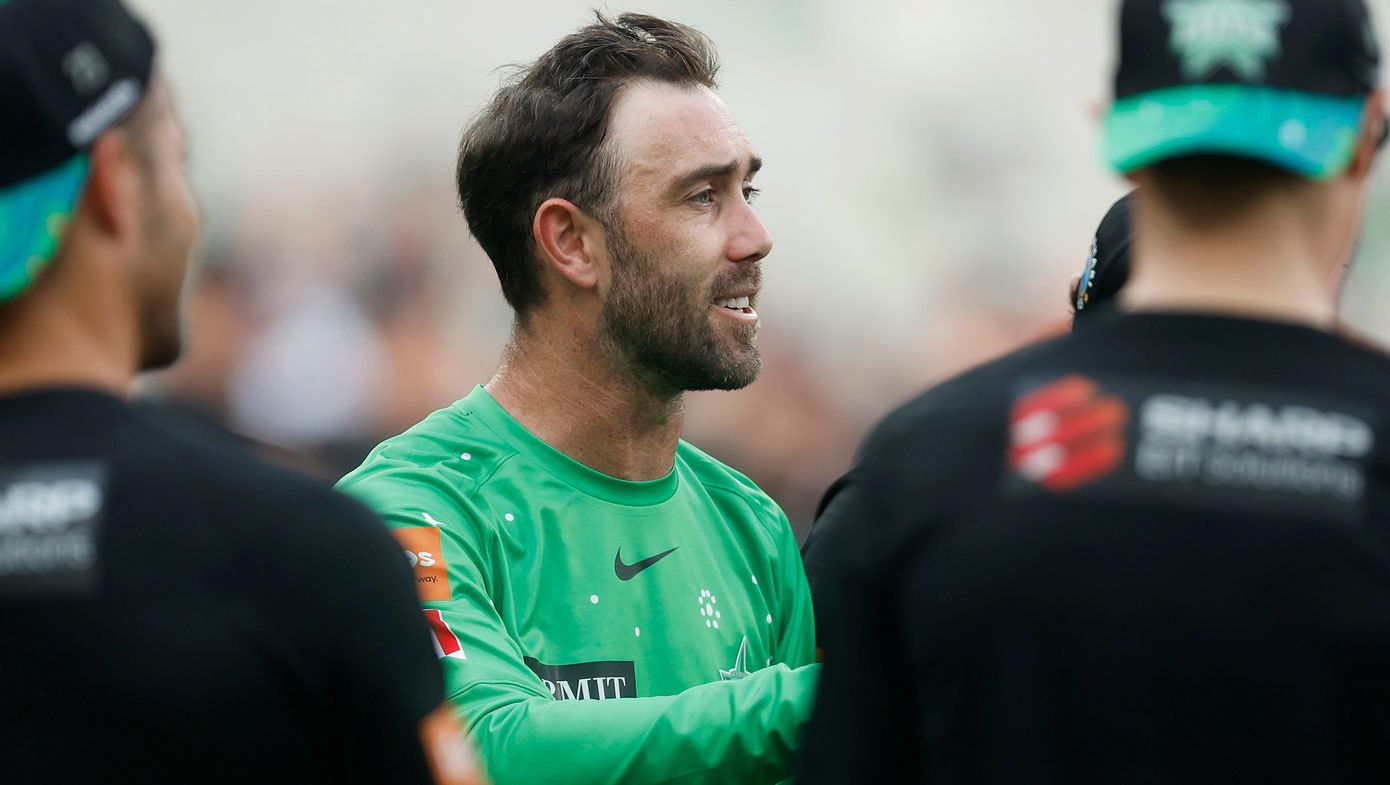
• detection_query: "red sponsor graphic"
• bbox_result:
[424,608,467,661]
[1009,375,1129,492]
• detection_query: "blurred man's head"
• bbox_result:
[457,13,771,395]
[101,74,200,369]
[0,0,198,374]
[1103,0,1383,293]
[1071,192,1135,329]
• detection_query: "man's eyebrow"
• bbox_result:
[669,156,765,195]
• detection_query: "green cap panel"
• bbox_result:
[1105,84,1367,179]
[0,154,89,303]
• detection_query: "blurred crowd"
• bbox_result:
[130,171,1390,541]
[139,173,1070,538]
[126,0,1390,538]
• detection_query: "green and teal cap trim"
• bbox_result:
[1105,84,1369,180]
[1107,0,1380,178]
[0,0,155,303]
[0,155,91,303]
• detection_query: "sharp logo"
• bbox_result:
[1135,393,1374,505]
[524,657,638,701]
[0,478,102,532]
[1010,376,1130,492]
[0,463,105,597]
[1008,376,1377,515]
[1141,395,1373,457]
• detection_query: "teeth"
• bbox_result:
[714,296,753,309]
[734,296,750,309]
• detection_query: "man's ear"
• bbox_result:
[1345,89,1386,181]
[79,128,143,243]
[533,198,602,290]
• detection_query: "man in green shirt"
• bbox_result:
[338,13,817,785]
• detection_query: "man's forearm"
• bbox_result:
[461,664,819,785]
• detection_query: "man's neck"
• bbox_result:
[0,302,132,399]
[484,324,685,482]
[1122,197,1340,328]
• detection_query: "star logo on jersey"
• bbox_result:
[614,546,678,581]
[1163,0,1291,81]
[719,636,753,681]
[1009,376,1129,493]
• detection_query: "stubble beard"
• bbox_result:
[133,197,192,372]
[598,222,762,397]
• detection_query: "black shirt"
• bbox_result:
[0,389,445,784]
[799,312,1390,784]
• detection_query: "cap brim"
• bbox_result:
[0,154,90,303]
[1105,85,1367,180]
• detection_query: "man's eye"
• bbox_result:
[743,186,761,204]
[691,189,715,206]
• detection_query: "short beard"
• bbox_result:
[132,194,188,372]
[138,304,184,372]
[598,221,762,396]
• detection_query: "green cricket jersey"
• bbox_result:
[337,386,819,785]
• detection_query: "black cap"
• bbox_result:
[1105,0,1381,178]
[1073,192,1134,328]
[0,0,155,187]
[0,0,156,302]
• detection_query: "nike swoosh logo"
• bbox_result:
[614,546,678,581]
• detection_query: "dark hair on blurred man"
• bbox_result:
[799,1,1390,782]
[339,12,817,785]
[0,2,481,783]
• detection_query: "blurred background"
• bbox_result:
[131,0,1390,537]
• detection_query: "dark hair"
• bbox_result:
[456,12,720,318]
[1144,155,1305,226]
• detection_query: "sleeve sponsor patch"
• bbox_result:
[1007,375,1377,520]
[523,656,639,700]
[393,526,451,602]
[0,461,106,597]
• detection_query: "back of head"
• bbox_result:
[456,13,720,320]
[1139,154,1308,226]
[0,0,155,301]
[1102,0,1385,312]
[0,0,198,380]
[1106,0,1382,182]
